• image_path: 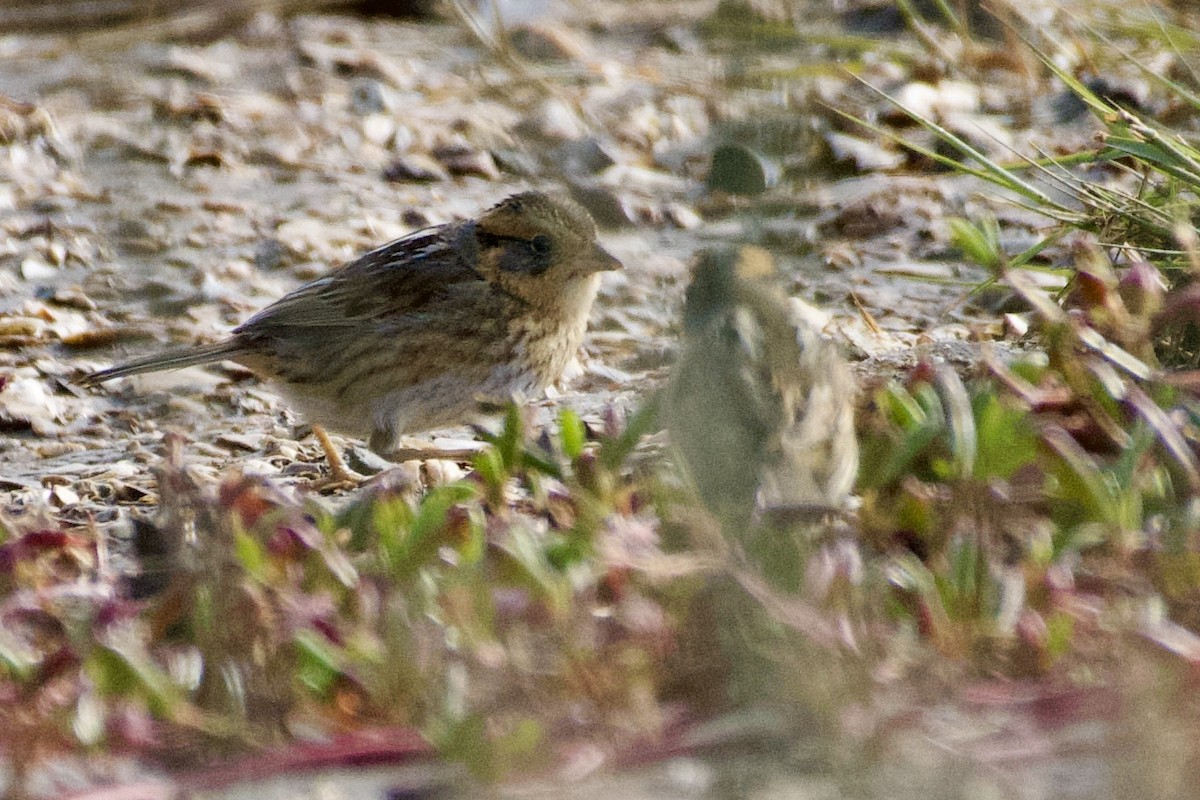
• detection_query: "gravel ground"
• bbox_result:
[0,3,1009,526]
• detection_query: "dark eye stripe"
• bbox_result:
[478,231,555,276]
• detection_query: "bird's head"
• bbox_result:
[682,246,778,334]
[473,191,622,312]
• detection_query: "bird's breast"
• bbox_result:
[514,276,599,387]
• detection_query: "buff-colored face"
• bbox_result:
[473,192,622,307]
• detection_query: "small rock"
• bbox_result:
[114,218,151,240]
[894,80,979,119]
[707,144,779,195]
[490,148,540,177]
[508,22,589,62]
[114,218,167,254]
[664,203,702,230]
[825,131,904,172]
[20,256,55,281]
[839,4,907,34]
[29,196,70,214]
[842,0,1004,39]
[0,316,45,337]
[761,217,816,251]
[1004,312,1031,338]
[383,153,450,183]
[35,441,87,458]
[401,207,436,228]
[567,179,635,228]
[362,114,397,146]
[0,475,39,491]
[349,78,387,115]
[473,0,550,28]
[345,445,392,475]
[60,326,148,349]
[519,98,587,142]
[0,376,64,434]
[602,164,690,193]
[51,485,80,507]
[558,136,619,176]
[241,458,281,476]
[192,441,228,459]
[49,288,97,310]
[344,0,442,18]
[586,361,631,384]
[157,47,237,84]
[110,480,153,502]
[254,238,286,270]
[432,144,500,180]
[370,460,423,493]
[217,433,265,452]
[44,241,67,266]
[281,460,322,478]
[153,90,224,124]
[941,112,1014,155]
[183,149,226,169]
[820,202,905,239]
[1054,75,1150,123]
[422,459,467,487]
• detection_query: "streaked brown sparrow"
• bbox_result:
[82,191,622,478]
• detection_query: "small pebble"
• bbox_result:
[362,114,397,146]
[383,153,450,183]
[349,78,387,115]
[432,144,500,180]
[254,238,286,270]
[707,143,778,195]
[52,485,80,507]
[558,136,619,176]
[664,203,702,230]
[346,446,392,476]
[49,288,97,310]
[422,459,467,487]
[217,433,265,452]
[508,23,589,62]
[21,256,56,281]
[567,179,635,228]
[520,98,586,142]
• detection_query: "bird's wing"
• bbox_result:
[761,303,858,508]
[236,222,482,332]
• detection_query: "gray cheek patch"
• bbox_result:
[497,240,553,276]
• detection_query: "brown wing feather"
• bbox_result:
[235,221,482,333]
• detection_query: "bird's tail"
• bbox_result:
[78,340,242,387]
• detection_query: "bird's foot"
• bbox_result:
[308,424,365,491]
[308,464,365,492]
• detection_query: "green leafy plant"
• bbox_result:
[0,407,680,791]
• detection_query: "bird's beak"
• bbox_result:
[586,243,624,273]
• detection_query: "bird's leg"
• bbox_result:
[310,424,363,489]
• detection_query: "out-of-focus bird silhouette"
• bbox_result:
[665,246,858,529]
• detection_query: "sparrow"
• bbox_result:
[664,246,858,527]
[81,191,622,479]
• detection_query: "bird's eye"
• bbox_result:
[530,234,553,255]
